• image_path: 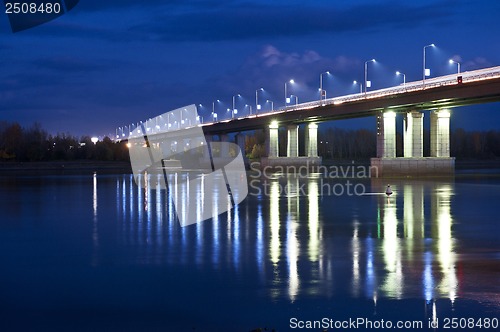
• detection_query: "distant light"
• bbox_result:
[326,71,330,74]
[270,120,279,128]
[126,143,131,148]
[290,79,295,84]
[353,80,358,84]
[430,43,435,47]
[396,71,401,75]
[234,109,238,114]
[91,137,99,144]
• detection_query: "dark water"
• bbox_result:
[0,171,499,331]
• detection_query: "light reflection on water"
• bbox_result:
[106,173,476,306]
[1,172,499,330]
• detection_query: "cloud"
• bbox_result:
[204,45,361,102]
[462,57,493,71]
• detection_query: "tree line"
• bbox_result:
[2,121,499,162]
[244,127,500,160]
[0,122,129,162]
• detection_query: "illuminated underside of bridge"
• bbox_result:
[202,70,500,134]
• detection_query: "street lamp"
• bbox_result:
[423,43,435,87]
[266,99,274,111]
[364,59,375,94]
[212,99,220,122]
[396,71,406,86]
[284,79,295,106]
[232,94,240,119]
[320,71,330,101]
[353,80,362,94]
[245,104,253,115]
[255,88,263,113]
[449,59,461,74]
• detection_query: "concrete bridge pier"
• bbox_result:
[404,111,424,158]
[266,121,279,158]
[376,111,396,158]
[261,121,321,168]
[305,123,318,157]
[219,134,230,158]
[430,110,450,157]
[371,109,454,177]
[287,125,299,157]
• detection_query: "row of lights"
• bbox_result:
[208,43,462,120]
[114,43,461,139]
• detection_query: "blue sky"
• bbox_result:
[1,0,500,136]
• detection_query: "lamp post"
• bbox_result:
[449,59,461,74]
[245,104,253,116]
[423,43,435,88]
[364,59,375,94]
[212,100,220,122]
[284,79,294,106]
[232,94,240,119]
[320,71,330,101]
[255,88,263,113]
[353,80,362,94]
[396,71,406,86]
[266,99,274,111]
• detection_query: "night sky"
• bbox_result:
[1,0,500,137]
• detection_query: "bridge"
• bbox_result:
[118,66,500,176]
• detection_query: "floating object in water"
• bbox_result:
[386,185,393,196]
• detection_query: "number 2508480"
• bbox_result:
[5,2,61,14]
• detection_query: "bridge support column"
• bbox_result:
[287,125,299,158]
[267,121,279,157]
[220,134,230,157]
[376,111,396,158]
[430,110,450,157]
[235,133,247,162]
[305,123,318,157]
[404,111,424,157]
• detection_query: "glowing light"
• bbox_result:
[91,137,99,144]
